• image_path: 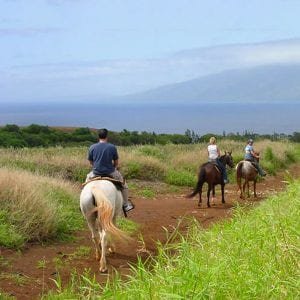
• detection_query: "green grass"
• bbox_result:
[0,290,15,300]
[165,169,197,187]
[0,141,299,186]
[44,180,300,299]
[137,187,156,198]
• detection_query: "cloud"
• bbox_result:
[2,38,300,101]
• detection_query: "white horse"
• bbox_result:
[80,180,129,273]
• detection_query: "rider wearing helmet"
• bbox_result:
[244,139,266,176]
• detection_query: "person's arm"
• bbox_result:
[113,159,119,169]
[250,150,259,159]
[217,146,221,157]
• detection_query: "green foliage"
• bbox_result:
[0,211,25,248]
[262,146,299,175]
[138,187,156,198]
[45,181,300,299]
[117,218,139,235]
[137,145,166,160]
[44,186,83,241]
[1,124,298,148]
[123,161,142,179]
[165,169,196,187]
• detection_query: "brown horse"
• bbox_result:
[236,157,259,199]
[187,152,234,207]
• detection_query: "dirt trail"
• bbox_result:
[1,165,299,299]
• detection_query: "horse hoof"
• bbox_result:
[108,247,115,254]
[99,268,108,273]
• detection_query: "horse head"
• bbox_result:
[222,151,234,168]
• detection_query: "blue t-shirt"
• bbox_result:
[88,142,118,175]
[244,144,253,160]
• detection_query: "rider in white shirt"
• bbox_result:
[207,136,228,184]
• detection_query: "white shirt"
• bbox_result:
[208,144,219,160]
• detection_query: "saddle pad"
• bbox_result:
[82,176,123,190]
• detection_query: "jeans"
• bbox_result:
[245,159,266,176]
[209,158,227,181]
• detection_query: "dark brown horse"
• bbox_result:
[188,152,234,207]
[236,156,259,199]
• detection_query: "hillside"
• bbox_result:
[122,64,300,103]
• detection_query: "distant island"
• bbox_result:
[121,64,300,103]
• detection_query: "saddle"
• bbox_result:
[82,176,123,190]
[206,161,221,173]
[244,159,257,168]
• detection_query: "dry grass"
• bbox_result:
[0,140,298,184]
[0,168,82,247]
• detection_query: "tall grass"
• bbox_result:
[45,180,300,299]
[0,140,299,186]
[0,168,83,248]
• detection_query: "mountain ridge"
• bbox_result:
[119,63,300,103]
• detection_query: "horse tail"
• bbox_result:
[187,167,205,198]
[91,186,130,241]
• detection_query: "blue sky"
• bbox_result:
[1,0,300,102]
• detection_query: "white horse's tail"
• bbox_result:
[91,186,130,241]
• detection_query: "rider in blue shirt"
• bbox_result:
[244,139,266,176]
[87,128,134,213]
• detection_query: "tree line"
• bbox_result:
[0,124,299,148]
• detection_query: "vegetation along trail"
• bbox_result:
[1,164,299,299]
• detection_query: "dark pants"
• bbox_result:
[216,158,228,181]
[209,159,227,181]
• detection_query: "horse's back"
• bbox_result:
[80,180,123,215]
[236,161,257,180]
[200,162,221,183]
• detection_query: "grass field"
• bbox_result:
[44,179,300,299]
[0,140,299,298]
[0,140,298,185]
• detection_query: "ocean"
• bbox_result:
[0,102,299,135]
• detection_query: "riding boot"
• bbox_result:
[122,188,134,212]
[257,164,266,177]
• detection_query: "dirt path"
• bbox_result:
[1,165,299,299]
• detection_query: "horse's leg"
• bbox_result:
[211,185,216,205]
[198,183,203,207]
[242,180,247,200]
[99,229,108,273]
[247,181,250,198]
[207,185,211,208]
[237,176,243,199]
[221,184,225,203]
[254,179,257,198]
[86,213,101,261]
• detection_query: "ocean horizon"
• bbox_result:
[0,101,299,135]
